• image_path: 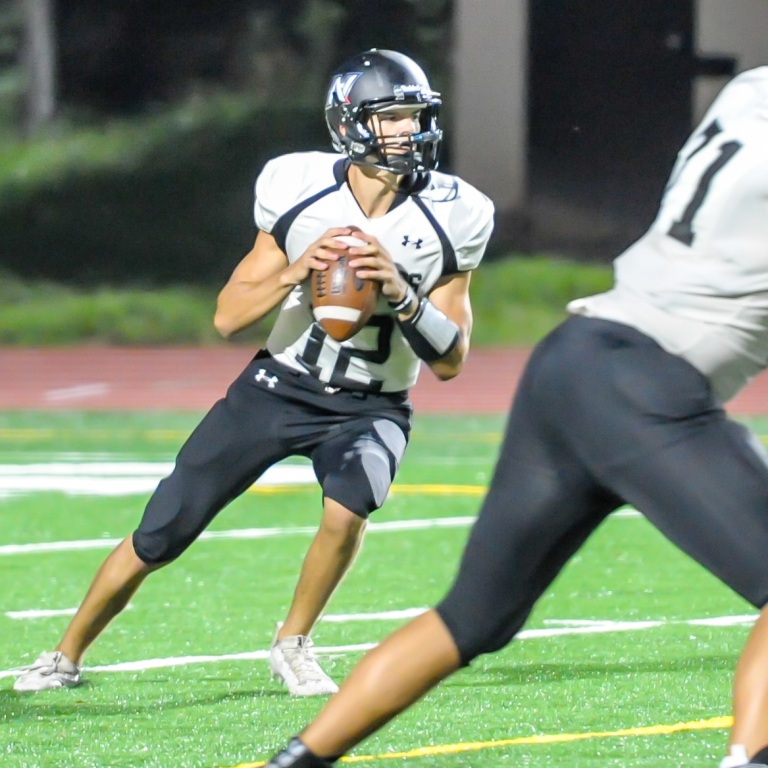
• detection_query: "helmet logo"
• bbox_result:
[326,72,363,107]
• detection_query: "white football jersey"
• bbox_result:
[254,151,494,392]
[569,67,768,402]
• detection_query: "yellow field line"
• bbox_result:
[227,715,732,767]
[0,428,503,442]
[389,484,486,495]
[0,428,58,440]
[245,485,317,495]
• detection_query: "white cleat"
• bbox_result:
[269,625,339,696]
[13,651,81,692]
[720,745,768,768]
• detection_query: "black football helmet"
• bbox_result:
[325,49,442,174]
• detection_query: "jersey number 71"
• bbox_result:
[667,119,742,247]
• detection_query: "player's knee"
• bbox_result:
[319,499,367,542]
[322,451,393,518]
[323,482,377,519]
[133,473,219,565]
[435,598,530,666]
[132,525,193,565]
[437,614,519,665]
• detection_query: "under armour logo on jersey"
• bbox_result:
[402,235,424,249]
[254,369,278,388]
[326,72,362,106]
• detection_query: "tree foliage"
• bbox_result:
[53,0,452,114]
[0,1,453,284]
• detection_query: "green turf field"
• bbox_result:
[0,411,762,767]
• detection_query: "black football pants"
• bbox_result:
[132,352,412,564]
[437,316,768,664]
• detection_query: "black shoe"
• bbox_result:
[264,737,336,768]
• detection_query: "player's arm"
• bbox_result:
[385,270,472,381]
[411,271,472,381]
[214,227,353,338]
[348,233,471,381]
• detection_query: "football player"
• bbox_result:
[263,66,768,765]
[12,49,494,696]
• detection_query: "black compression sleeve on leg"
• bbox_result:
[264,737,338,767]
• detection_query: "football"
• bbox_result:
[311,239,380,341]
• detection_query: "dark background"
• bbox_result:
[0,0,738,285]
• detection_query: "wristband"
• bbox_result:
[397,298,460,363]
[387,285,417,314]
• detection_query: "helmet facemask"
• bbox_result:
[325,50,443,174]
[348,99,441,174]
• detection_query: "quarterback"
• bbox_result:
[12,49,494,696]
[263,67,768,767]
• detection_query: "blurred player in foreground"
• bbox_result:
[12,49,493,696]
[264,66,768,766]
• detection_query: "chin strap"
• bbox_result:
[265,737,339,768]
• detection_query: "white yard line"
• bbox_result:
[0,461,317,497]
[6,605,424,622]
[0,613,756,681]
[321,608,429,622]
[0,505,641,557]
[0,516,477,556]
[6,605,134,620]
[6,607,78,620]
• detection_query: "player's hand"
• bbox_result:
[346,232,410,303]
[281,227,357,287]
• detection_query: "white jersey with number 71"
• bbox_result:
[569,66,768,402]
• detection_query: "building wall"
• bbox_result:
[452,0,528,210]
[695,0,768,121]
[452,0,768,254]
